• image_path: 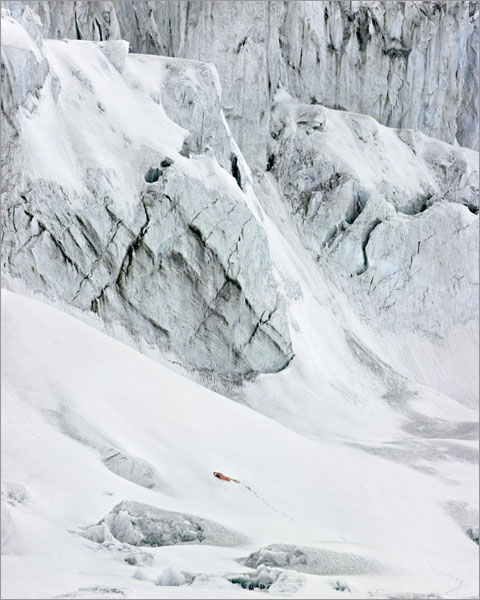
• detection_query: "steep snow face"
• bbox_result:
[268,92,479,339]
[0,9,293,379]
[4,0,479,166]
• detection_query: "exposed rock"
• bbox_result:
[0,11,293,379]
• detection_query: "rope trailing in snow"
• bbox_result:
[240,482,295,521]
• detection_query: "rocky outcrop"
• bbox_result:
[267,92,479,337]
[0,8,293,379]
[4,1,478,168]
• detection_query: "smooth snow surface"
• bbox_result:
[1,290,478,598]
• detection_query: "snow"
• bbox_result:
[98,501,248,547]
[3,27,293,378]
[0,8,42,61]
[1,7,478,600]
[156,566,186,586]
[18,40,187,205]
[5,1,478,158]
[241,544,384,575]
[1,289,478,598]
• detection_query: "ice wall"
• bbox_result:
[4,1,479,166]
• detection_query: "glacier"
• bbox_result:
[1,2,478,599]
[1,10,293,379]
[5,0,479,162]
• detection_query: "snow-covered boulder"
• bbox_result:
[124,551,153,567]
[94,501,248,547]
[132,568,149,581]
[465,527,479,545]
[100,448,158,489]
[241,543,384,575]
[0,481,29,555]
[0,11,293,379]
[81,522,115,545]
[1,481,28,507]
[156,566,186,586]
[227,565,305,594]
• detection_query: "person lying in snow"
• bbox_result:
[213,471,239,483]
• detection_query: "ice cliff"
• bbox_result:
[269,90,478,339]
[1,3,478,398]
[4,0,479,167]
[1,7,293,379]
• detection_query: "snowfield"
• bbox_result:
[1,289,478,598]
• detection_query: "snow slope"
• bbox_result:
[1,289,478,598]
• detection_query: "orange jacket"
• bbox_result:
[213,471,239,483]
